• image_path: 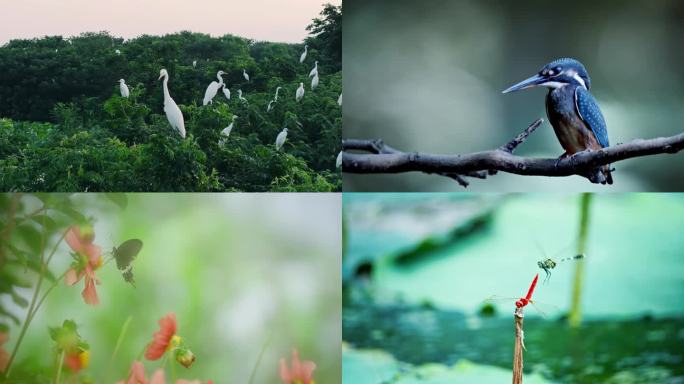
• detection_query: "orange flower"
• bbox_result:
[64,225,103,305]
[145,313,177,361]
[64,350,90,372]
[116,361,209,384]
[280,349,316,384]
[0,332,10,372]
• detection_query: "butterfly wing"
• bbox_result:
[113,239,143,284]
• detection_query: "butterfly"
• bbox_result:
[112,239,143,285]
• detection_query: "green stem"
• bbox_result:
[247,334,273,384]
[6,227,68,376]
[104,316,132,383]
[135,342,149,362]
[160,351,170,370]
[569,193,592,328]
[170,356,177,382]
[54,349,65,384]
[27,271,68,325]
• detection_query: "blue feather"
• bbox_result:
[575,87,609,148]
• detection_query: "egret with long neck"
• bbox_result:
[158,69,186,138]
[203,70,226,106]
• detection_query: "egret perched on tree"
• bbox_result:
[274,86,282,102]
[299,45,308,63]
[219,115,238,146]
[115,49,121,55]
[243,69,250,82]
[238,89,248,103]
[158,69,186,138]
[118,79,130,98]
[203,70,226,106]
[336,151,343,168]
[296,83,305,102]
[309,61,318,77]
[275,128,288,151]
[193,60,197,68]
[337,93,342,106]
[311,73,319,91]
[267,100,274,112]
[222,84,230,100]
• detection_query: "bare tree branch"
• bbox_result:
[342,118,684,186]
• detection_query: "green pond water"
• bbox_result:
[342,194,684,383]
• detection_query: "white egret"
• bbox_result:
[219,115,238,146]
[299,45,308,63]
[311,73,319,91]
[158,69,186,138]
[337,93,342,106]
[295,82,305,102]
[308,61,318,77]
[275,128,288,151]
[238,89,247,103]
[267,100,274,112]
[115,49,121,55]
[203,70,226,106]
[222,84,230,100]
[243,69,250,82]
[274,86,282,102]
[118,79,130,98]
[336,151,343,168]
[192,60,197,68]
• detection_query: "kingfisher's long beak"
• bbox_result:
[502,74,547,94]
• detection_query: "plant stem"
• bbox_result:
[105,316,133,383]
[248,334,273,384]
[54,349,65,384]
[170,356,177,382]
[6,227,67,376]
[26,270,68,327]
[161,351,170,370]
[569,193,592,328]
[512,309,524,384]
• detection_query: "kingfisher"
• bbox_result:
[503,58,613,184]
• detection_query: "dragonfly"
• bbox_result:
[514,273,538,314]
[537,253,585,283]
[483,274,556,317]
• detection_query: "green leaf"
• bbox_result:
[30,214,58,232]
[0,306,20,325]
[105,193,128,210]
[63,319,77,332]
[10,290,28,308]
[53,205,87,224]
[6,244,29,267]
[14,223,43,254]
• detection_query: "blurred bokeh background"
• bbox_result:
[342,0,684,192]
[342,193,684,383]
[3,193,340,383]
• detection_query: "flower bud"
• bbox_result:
[175,347,196,368]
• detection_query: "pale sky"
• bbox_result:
[0,0,341,45]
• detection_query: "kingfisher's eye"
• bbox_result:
[547,69,555,76]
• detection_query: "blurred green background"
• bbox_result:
[342,193,684,383]
[4,193,340,383]
[342,0,684,192]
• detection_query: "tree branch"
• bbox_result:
[342,118,684,186]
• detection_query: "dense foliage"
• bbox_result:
[0,5,342,191]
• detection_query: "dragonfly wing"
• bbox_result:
[528,300,561,318]
[482,295,519,304]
